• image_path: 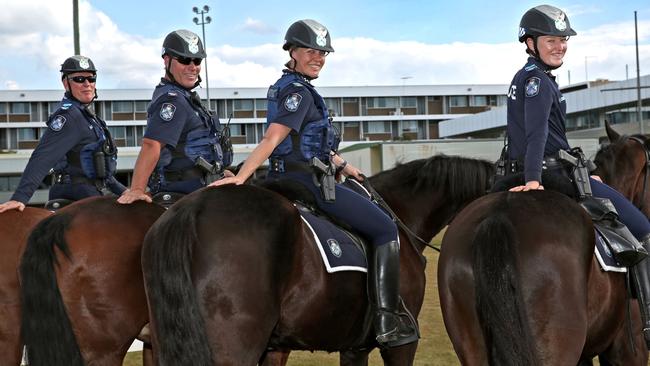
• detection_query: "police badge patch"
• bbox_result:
[327,239,343,258]
[50,115,66,131]
[284,93,302,112]
[160,103,176,121]
[525,77,541,97]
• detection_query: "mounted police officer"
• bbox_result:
[0,55,124,213]
[118,29,232,206]
[506,5,650,346]
[210,19,418,348]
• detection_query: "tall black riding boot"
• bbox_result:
[632,234,650,348]
[369,240,419,348]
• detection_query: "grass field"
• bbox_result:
[123,232,457,365]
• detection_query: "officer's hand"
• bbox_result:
[223,169,235,178]
[209,176,244,187]
[117,189,152,204]
[342,163,364,181]
[590,175,602,183]
[0,200,26,213]
[509,180,544,192]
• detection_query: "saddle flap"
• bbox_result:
[298,206,368,273]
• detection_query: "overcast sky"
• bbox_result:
[0,0,648,91]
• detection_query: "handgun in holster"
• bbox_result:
[557,148,593,199]
[309,157,336,202]
[195,156,224,184]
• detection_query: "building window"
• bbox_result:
[10,102,30,114]
[363,121,391,133]
[234,99,253,111]
[449,96,468,107]
[48,102,60,114]
[112,101,134,113]
[135,101,148,112]
[255,99,267,111]
[229,124,244,136]
[401,97,417,108]
[324,98,341,116]
[367,97,399,108]
[18,128,38,140]
[473,96,488,106]
[0,103,6,114]
[400,120,418,133]
[108,126,126,140]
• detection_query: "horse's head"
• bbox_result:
[369,154,494,242]
[594,121,650,215]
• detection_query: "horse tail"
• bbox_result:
[143,200,213,365]
[472,212,539,366]
[19,213,84,366]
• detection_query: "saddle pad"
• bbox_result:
[299,209,367,273]
[594,229,627,273]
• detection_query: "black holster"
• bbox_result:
[309,157,336,202]
[195,156,224,184]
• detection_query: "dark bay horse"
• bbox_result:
[19,196,165,366]
[141,155,494,365]
[0,207,51,365]
[594,121,650,218]
[440,124,650,365]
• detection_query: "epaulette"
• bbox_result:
[291,82,304,88]
[524,64,538,72]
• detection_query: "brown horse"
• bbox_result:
[440,124,650,365]
[141,155,494,365]
[0,207,51,365]
[594,120,650,218]
[19,196,165,366]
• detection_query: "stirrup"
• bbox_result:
[375,312,419,348]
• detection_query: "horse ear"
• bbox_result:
[604,120,621,142]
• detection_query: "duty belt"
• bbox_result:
[53,173,103,187]
[162,167,205,182]
[269,158,313,174]
[508,156,568,174]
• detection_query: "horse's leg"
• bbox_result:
[379,343,418,366]
[597,304,648,366]
[142,342,153,366]
[259,350,291,366]
[340,349,371,366]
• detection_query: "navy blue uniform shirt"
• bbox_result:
[272,77,325,134]
[507,57,570,182]
[144,78,219,172]
[12,94,108,204]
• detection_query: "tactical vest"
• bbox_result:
[149,82,232,172]
[267,72,340,163]
[52,101,118,180]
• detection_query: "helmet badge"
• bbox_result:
[518,27,526,38]
[188,35,200,54]
[554,12,567,31]
[78,57,90,69]
[315,28,328,47]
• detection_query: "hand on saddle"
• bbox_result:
[509,180,544,192]
[590,175,602,183]
[342,163,364,181]
[209,175,245,187]
[223,169,235,178]
[0,200,26,213]
[117,188,152,204]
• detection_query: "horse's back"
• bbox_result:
[440,191,594,365]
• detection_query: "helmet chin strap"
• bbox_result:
[528,37,562,71]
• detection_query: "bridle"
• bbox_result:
[626,136,650,211]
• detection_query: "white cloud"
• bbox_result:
[0,1,648,90]
[240,17,277,35]
[4,80,19,90]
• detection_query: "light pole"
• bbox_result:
[193,5,212,107]
[584,55,596,84]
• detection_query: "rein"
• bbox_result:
[358,176,440,253]
[626,136,650,211]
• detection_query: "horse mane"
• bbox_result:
[370,154,495,204]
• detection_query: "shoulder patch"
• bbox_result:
[284,93,302,112]
[525,77,541,97]
[50,115,67,131]
[267,86,279,100]
[160,103,176,121]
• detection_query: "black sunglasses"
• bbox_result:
[68,75,97,84]
[175,57,202,66]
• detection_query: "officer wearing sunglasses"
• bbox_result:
[118,29,233,206]
[0,55,125,213]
